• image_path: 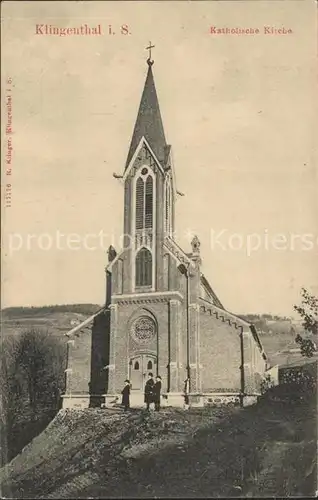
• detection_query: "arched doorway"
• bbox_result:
[129,354,157,391]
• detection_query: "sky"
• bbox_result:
[1,0,317,316]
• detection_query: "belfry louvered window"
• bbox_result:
[136,178,144,230]
[145,176,153,228]
[135,173,153,230]
[135,247,152,287]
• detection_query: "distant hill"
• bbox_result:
[232,313,310,367]
[238,314,304,336]
[1,304,102,318]
[240,313,291,322]
[1,304,102,338]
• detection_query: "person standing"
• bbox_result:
[153,375,162,411]
[121,379,131,411]
[144,372,154,411]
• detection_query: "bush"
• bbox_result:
[263,364,317,405]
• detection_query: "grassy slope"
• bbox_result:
[0,396,316,499]
[1,305,101,338]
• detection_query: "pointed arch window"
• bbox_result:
[135,247,152,287]
[164,175,172,235]
[135,172,154,231]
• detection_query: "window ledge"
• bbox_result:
[135,286,153,293]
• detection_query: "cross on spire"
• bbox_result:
[125,44,166,170]
[146,41,155,65]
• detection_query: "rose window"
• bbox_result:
[131,316,156,343]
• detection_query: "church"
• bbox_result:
[62,51,269,409]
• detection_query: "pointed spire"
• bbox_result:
[125,59,167,170]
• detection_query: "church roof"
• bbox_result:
[65,307,105,337]
[125,61,167,170]
[200,274,225,309]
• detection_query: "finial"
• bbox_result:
[146,41,155,66]
[191,235,201,255]
[107,245,117,263]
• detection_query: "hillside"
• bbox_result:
[0,397,316,498]
[1,304,102,320]
[1,304,102,338]
[1,305,316,497]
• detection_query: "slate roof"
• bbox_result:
[200,274,225,309]
[125,62,167,170]
[64,307,105,337]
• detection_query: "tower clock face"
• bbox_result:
[131,316,156,343]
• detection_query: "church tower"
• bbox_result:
[122,56,176,294]
[105,53,189,406]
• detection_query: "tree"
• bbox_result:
[294,288,318,357]
[15,329,66,414]
[1,328,66,465]
[0,335,20,466]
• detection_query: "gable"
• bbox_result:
[123,137,165,182]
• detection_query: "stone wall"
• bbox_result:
[204,394,241,406]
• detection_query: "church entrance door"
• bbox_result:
[129,354,157,391]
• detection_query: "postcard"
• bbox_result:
[1,1,317,498]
